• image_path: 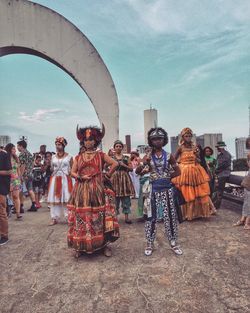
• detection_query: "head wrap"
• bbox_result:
[55,136,67,147]
[76,124,105,147]
[113,140,124,148]
[179,127,193,145]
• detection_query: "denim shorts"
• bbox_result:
[23,177,33,192]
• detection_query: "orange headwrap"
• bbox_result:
[179,127,193,145]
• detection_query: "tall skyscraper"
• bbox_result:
[235,137,248,159]
[0,135,11,147]
[144,107,158,144]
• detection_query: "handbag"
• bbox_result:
[241,174,250,191]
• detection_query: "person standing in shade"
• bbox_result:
[32,155,44,209]
[111,140,135,224]
[215,141,232,209]
[137,127,183,256]
[47,137,73,225]
[0,149,12,245]
[17,140,37,212]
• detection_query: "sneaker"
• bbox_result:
[171,245,183,256]
[27,205,37,212]
[0,237,9,246]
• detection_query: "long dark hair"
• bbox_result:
[5,143,19,162]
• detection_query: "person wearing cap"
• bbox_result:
[215,141,232,209]
[67,125,119,257]
[172,127,213,221]
[47,137,73,225]
[137,127,183,256]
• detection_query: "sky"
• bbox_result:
[1,0,250,157]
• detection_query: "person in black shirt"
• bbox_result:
[32,155,44,209]
[0,150,12,245]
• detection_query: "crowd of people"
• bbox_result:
[0,125,249,258]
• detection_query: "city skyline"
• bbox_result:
[1,0,250,156]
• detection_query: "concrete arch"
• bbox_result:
[0,0,119,151]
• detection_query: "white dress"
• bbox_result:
[47,154,73,220]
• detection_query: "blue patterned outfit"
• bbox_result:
[144,150,178,245]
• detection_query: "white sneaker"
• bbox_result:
[171,245,183,256]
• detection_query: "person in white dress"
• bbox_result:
[129,151,140,198]
[47,137,73,225]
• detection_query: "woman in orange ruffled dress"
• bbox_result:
[172,128,213,221]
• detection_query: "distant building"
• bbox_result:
[197,133,222,157]
[144,108,158,144]
[170,136,179,154]
[0,135,11,147]
[137,145,147,155]
[170,133,222,156]
[235,137,249,159]
[170,134,197,154]
[125,135,131,154]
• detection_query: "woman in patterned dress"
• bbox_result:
[137,128,183,256]
[5,143,22,220]
[111,140,135,224]
[67,125,119,257]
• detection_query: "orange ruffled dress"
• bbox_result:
[172,147,212,220]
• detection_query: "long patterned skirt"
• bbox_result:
[67,180,119,254]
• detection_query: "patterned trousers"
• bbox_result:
[145,187,178,244]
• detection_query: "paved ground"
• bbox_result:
[0,199,250,313]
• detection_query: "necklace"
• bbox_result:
[83,151,96,162]
[57,152,65,159]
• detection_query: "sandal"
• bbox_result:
[16,215,23,220]
[171,245,183,256]
[103,246,112,257]
[233,220,245,227]
[125,219,132,224]
[244,224,250,230]
[48,219,58,226]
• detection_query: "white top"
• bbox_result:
[51,154,72,177]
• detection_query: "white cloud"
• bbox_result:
[126,0,250,36]
[19,109,65,122]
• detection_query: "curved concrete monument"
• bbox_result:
[0,0,119,150]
